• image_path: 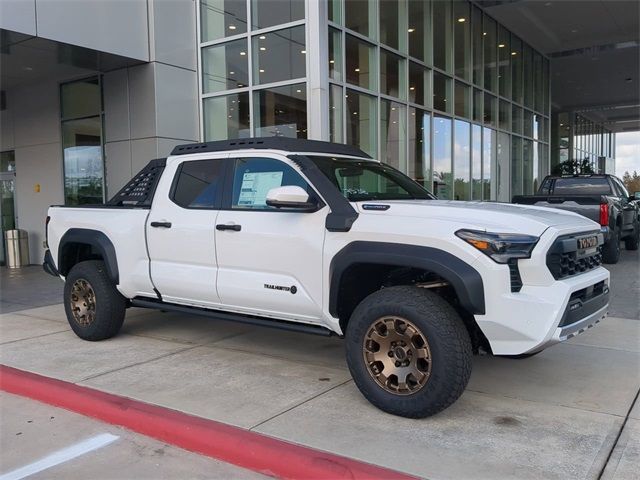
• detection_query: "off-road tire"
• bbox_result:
[345,286,472,418]
[64,260,126,341]
[602,227,620,264]
[624,221,639,251]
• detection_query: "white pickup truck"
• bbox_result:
[44,137,610,418]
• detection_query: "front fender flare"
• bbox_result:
[329,241,485,317]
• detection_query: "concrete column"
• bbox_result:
[103,0,200,196]
[306,0,330,141]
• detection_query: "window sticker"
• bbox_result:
[237,171,284,207]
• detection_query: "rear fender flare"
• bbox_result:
[58,229,119,284]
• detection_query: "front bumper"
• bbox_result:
[558,302,607,341]
[475,265,610,355]
[546,280,609,348]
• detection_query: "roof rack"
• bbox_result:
[170,137,371,159]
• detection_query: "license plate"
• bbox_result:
[577,235,598,256]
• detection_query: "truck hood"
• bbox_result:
[355,200,600,236]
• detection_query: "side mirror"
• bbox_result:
[266,186,317,211]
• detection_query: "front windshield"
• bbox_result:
[308,156,435,202]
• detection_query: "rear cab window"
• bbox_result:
[552,177,612,195]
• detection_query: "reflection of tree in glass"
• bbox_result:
[551,157,595,175]
[433,171,453,199]
[454,178,471,201]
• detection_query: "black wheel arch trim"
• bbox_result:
[58,229,119,284]
[329,241,486,316]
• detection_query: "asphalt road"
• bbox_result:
[604,247,639,320]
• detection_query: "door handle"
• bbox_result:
[150,221,172,228]
[216,224,241,232]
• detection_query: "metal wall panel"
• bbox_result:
[35,0,149,61]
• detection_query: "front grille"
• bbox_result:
[546,232,603,280]
[568,280,606,304]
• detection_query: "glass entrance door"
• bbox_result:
[0,150,17,265]
[0,172,16,265]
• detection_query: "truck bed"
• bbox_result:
[47,205,156,298]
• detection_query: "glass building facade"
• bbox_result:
[60,76,105,205]
[551,111,614,173]
[198,0,551,201]
[200,0,308,141]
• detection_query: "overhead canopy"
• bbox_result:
[477,0,640,132]
[1,29,144,91]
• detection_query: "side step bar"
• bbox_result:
[130,298,335,337]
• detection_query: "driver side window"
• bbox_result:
[230,157,313,210]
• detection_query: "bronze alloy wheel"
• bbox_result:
[69,278,97,327]
[363,316,432,395]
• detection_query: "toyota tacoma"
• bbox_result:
[44,137,610,418]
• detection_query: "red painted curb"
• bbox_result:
[0,365,417,480]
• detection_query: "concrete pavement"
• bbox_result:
[0,391,266,479]
[0,266,62,314]
[1,249,638,479]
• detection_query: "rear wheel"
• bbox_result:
[602,227,620,264]
[64,260,126,341]
[624,221,639,251]
[345,286,472,418]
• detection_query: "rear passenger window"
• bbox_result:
[172,159,224,209]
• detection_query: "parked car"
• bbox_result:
[43,138,610,418]
[513,174,639,264]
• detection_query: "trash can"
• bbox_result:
[4,229,29,268]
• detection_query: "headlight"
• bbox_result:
[455,229,538,264]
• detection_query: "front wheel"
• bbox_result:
[602,227,620,264]
[624,221,639,251]
[345,286,472,418]
[64,260,126,341]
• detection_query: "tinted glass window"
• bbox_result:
[552,178,611,195]
[611,177,629,197]
[172,160,224,209]
[231,157,311,210]
[309,156,434,201]
[538,177,552,195]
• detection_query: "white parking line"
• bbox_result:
[0,433,119,480]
